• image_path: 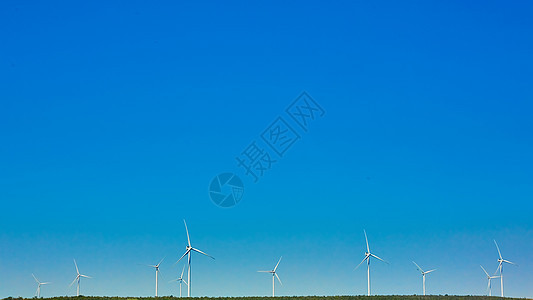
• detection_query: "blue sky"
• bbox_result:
[1,0,532,298]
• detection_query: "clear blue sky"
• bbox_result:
[1,0,532,298]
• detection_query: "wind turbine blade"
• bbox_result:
[275,273,283,286]
[493,264,501,276]
[413,261,424,273]
[176,249,191,265]
[80,275,92,279]
[192,247,215,259]
[502,259,517,266]
[74,259,80,274]
[257,271,271,273]
[364,229,370,252]
[425,269,436,274]
[157,269,164,281]
[157,256,166,267]
[274,256,282,272]
[494,240,503,259]
[180,264,186,278]
[354,255,369,270]
[480,265,490,277]
[32,273,39,283]
[184,219,191,247]
[370,253,389,264]
[69,275,79,287]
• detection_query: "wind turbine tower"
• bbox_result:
[494,240,517,297]
[146,257,165,297]
[32,274,50,298]
[480,265,500,296]
[355,230,388,296]
[258,256,283,297]
[69,259,92,296]
[170,264,189,297]
[176,219,214,297]
[412,261,436,296]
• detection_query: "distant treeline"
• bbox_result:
[1,296,530,300]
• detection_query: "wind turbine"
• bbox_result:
[69,259,92,296]
[258,256,283,297]
[354,230,388,296]
[32,274,50,298]
[146,257,165,297]
[176,219,215,297]
[494,240,517,297]
[480,265,500,296]
[170,264,189,297]
[412,261,436,295]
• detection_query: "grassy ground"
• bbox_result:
[2,296,530,300]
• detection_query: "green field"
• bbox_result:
[2,296,531,300]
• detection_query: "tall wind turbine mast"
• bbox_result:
[69,259,92,296]
[413,261,436,296]
[480,265,500,296]
[258,256,283,297]
[355,230,388,296]
[32,274,50,298]
[494,240,517,297]
[176,219,214,297]
[170,264,189,297]
[146,257,165,297]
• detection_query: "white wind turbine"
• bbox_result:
[355,230,388,296]
[145,257,165,297]
[70,259,92,296]
[32,273,50,298]
[480,265,500,296]
[258,256,283,297]
[494,240,517,297]
[412,261,436,295]
[176,219,215,297]
[170,264,189,297]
